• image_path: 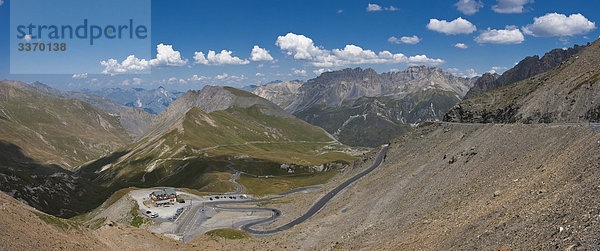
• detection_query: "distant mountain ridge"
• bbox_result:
[253,66,475,147]
[85,86,183,114]
[464,44,588,99]
[25,82,155,138]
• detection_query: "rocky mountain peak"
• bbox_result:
[464,43,587,99]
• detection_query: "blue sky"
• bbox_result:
[1,0,599,91]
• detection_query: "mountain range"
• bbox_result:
[464,43,588,99]
[85,86,184,114]
[78,85,354,192]
[252,66,475,147]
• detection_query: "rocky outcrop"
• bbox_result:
[251,81,302,109]
[464,44,587,99]
[445,39,600,124]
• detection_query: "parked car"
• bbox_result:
[150,212,158,218]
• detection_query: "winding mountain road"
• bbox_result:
[176,144,388,239]
[228,144,388,235]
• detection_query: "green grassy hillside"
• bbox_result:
[0,81,132,169]
[80,89,356,193]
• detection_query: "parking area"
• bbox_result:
[129,189,192,222]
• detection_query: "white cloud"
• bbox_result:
[250,45,274,62]
[366,3,382,11]
[213,73,246,83]
[522,13,596,37]
[447,68,480,78]
[215,73,229,80]
[455,0,483,15]
[492,0,533,14]
[337,9,343,14]
[454,43,469,49]
[276,33,329,60]
[488,66,508,74]
[475,26,524,44]
[72,73,88,79]
[276,33,444,67]
[293,69,307,76]
[366,3,398,12]
[194,50,250,65]
[153,44,188,67]
[101,43,187,75]
[255,72,265,77]
[188,75,208,81]
[388,35,422,44]
[313,68,331,75]
[427,17,476,35]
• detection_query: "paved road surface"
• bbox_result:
[237,144,389,235]
[175,145,387,239]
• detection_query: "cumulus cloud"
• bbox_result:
[488,66,508,74]
[276,33,328,60]
[194,50,249,65]
[72,73,88,79]
[447,68,480,78]
[276,33,444,67]
[293,69,307,76]
[188,75,208,81]
[475,26,525,44]
[366,3,382,11]
[522,13,596,37]
[388,35,422,44]
[454,43,469,49]
[213,73,246,83]
[427,17,477,35]
[215,73,229,80]
[492,0,533,14]
[313,68,331,75]
[366,3,398,12]
[455,0,483,15]
[101,43,188,75]
[166,77,187,85]
[250,45,274,61]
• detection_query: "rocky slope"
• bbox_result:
[464,44,587,99]
[250,80,302,109]
[0,81,132,168]
[0,192,194,250]
[79,86,354,191]
[28,82,155,138]
[176,123,599,250]
[0,81,135,217]
[445,39,600,123]
[254,67,474,147]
